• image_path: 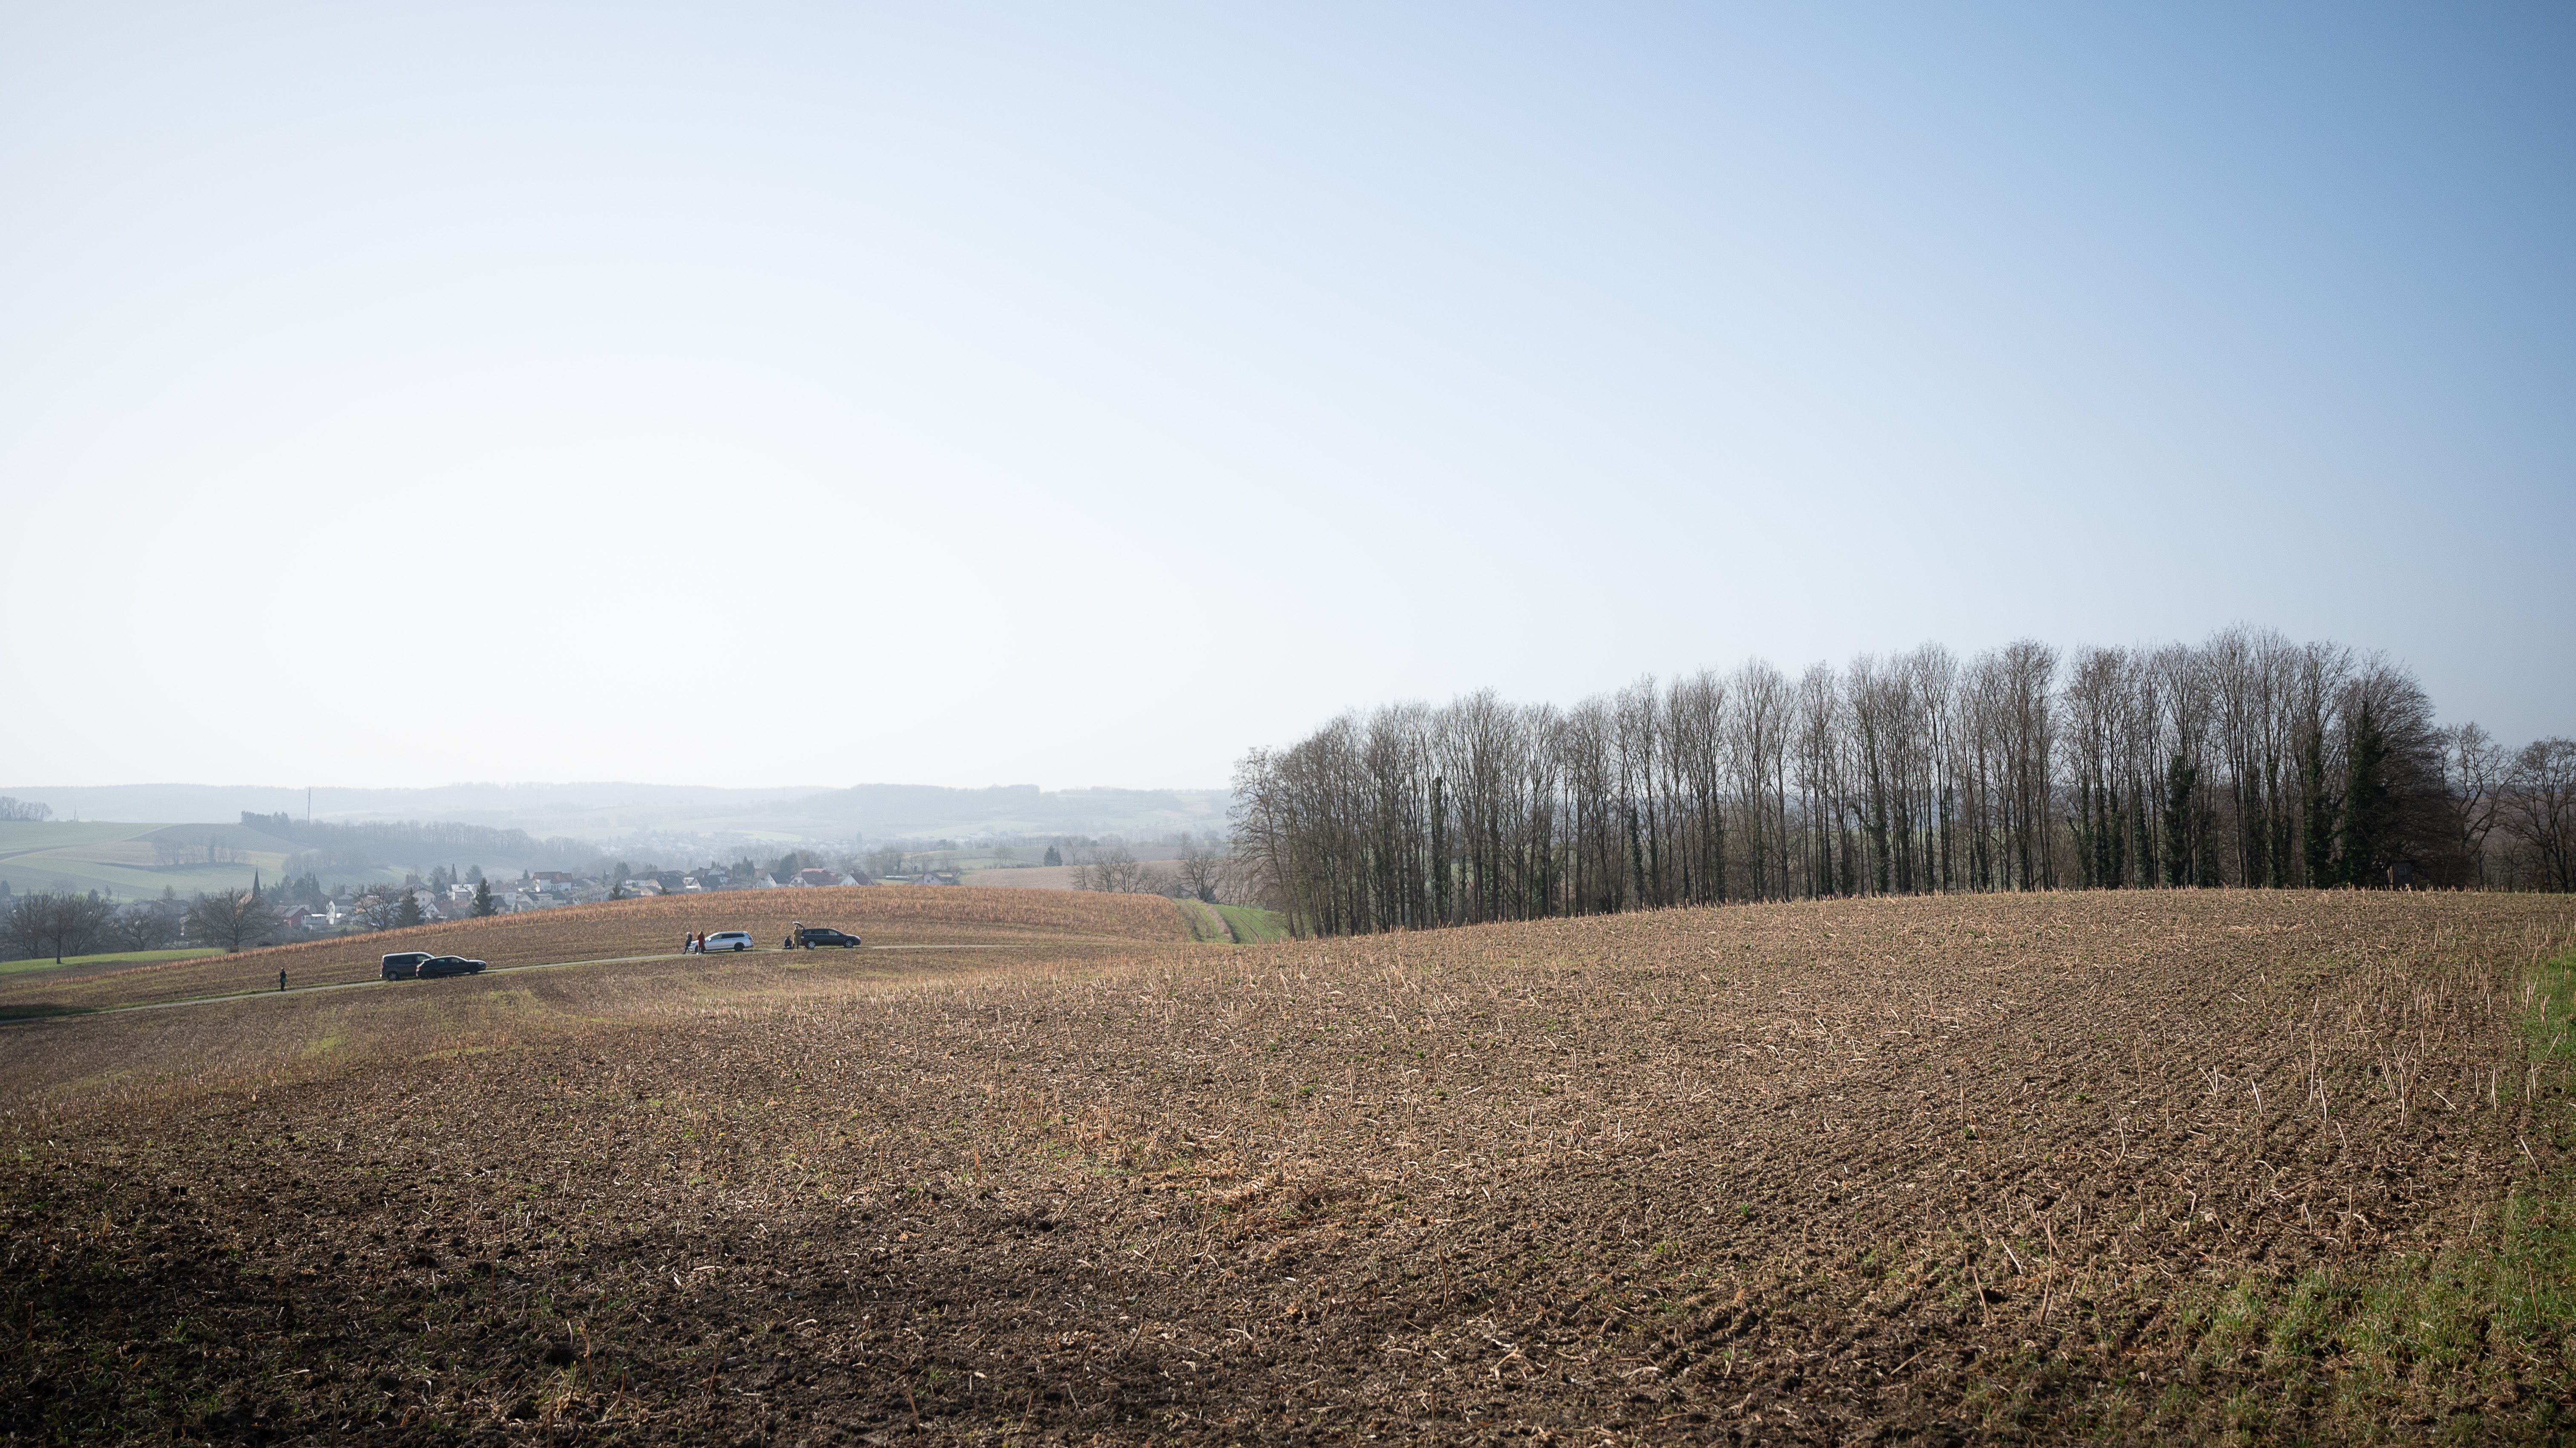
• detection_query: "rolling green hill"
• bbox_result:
[0,820,399,900]
[0,822,146,854]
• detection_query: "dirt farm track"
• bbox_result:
[3,890,2573,1444]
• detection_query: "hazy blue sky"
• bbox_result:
[4,3,2569,790]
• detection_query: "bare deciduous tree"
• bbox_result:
[2,891,116,962]
[0,895,37,962]
[2502,738,2576,893]
[186,890,283,953]
[352,891,408,933]
[112,902,181,952]
[1174,836,1231,903]
[1070,845,1150,894]
[2441,723,2509,886]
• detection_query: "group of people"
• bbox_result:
[680,922,803,953]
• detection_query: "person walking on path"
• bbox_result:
[682,932,694,955]
[277,969,287,992]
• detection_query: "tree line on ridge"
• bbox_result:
[1230,627,2576,937]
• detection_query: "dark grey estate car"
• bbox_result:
[415,955,486,979]
[382,951,433,980]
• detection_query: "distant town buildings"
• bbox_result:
[149,855,969,948]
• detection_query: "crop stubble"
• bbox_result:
[0,885,1191,1017]
[2,890,2571,1443]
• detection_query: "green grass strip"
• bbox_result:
[0,947,222,977]
[2102,947,2576,1443]
[1213,904,1291,944]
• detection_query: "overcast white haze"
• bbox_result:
[3,3,2570,793]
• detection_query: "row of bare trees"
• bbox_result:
[0,888,291,962]
[0,892,125,962]
[1232,628,2574,936]
[1069,836,1245,903]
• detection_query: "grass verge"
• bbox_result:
[1173,899,1229,942]
[0,947,221,977]
[1213,903,1290,943]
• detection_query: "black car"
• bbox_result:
[791,927,862,949]
[416,955,487,979]
[382,951,432,980]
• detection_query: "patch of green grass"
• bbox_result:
[299,1033,351,1059]
[0,855,285,900]
[2154,1187,2576,1438]
[0,821,157,853]
[0,948,222,977]
[1172,899,1232,943]
[0,822,339,899]
[1212,905,1290,944]
[2530,946,2576,1069]
[2112,947,2576,1442]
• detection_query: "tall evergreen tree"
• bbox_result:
[2130,790,2153,888]
[2239,779,2271,888]
[2162,754,2198,887]
[1430,776,1450,923]
[2340,701,2395,887]
[2300,731,2336,887]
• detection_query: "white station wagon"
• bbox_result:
[702,930,756,953]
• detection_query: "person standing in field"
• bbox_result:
[277,969,286,992]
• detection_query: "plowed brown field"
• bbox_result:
[3,891,2572,1445]
[0,886,1190,1016]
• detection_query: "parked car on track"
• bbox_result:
[702,931,755,952]
[416,955,486,979]
[382,951,433,980]
[792,927,862,949]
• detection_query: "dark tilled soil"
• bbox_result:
[3,891,2570,1444]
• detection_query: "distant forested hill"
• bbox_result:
[237,815,595,874]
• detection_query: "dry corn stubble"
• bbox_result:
[2,889,2571,1444]
[0,884,1192,1016]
